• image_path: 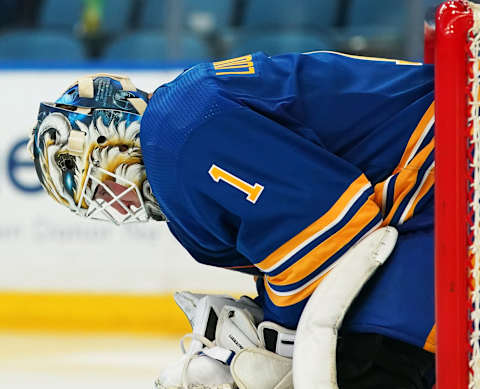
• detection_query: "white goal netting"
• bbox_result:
[468,3,480,388]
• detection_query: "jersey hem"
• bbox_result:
[342,323,435,353]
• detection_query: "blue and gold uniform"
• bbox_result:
[140,51,435,352]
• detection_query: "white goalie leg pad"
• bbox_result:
[154,350,234,389]
[231,348,293,389]
[292,226,398,389]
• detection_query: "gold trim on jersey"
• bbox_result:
[305,51,423,66]
[381,140,434,226]
[263,269,331,307]
[255,174,372,274]
[424,324,436,353]
[372,102,435,226]
[267,197,380,287]
[394,102,435,173]
[213,55,256,76]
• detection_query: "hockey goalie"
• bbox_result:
[28,51,436,388]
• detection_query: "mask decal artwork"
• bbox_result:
[28,73,165,225]
[30,105,165,224]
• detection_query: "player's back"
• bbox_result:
[143,51,434,187]
[209,51,434,183]
[141,52,436,350]
[141,50,435,276]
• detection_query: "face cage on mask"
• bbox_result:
[75,162,149,225]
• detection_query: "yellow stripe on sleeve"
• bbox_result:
[264,269,331,307]
[424,324,436,353]
[373,179,388,216]
[404,138,434,170]
[255,174,371,273]
[267,197,380,286]
[313,51,422,66]
[394,102,435,173]
[381,170,418,226]
[382,140,433,226]
[372,104,434,218]
[399,164,434,223]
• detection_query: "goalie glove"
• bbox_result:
[154,292,263,389]
[155,291,296,389]
[214,305,295,389]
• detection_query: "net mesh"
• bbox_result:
[469,3,480,387]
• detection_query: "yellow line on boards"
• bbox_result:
[0,291,191,335]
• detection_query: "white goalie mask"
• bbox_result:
[28,74,167,225]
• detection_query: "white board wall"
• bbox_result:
[0,68,255,296]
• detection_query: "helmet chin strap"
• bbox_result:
[76,163,149,225]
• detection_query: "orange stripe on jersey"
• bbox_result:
[267,197,380,286]
[394,102,435,173]
[224,264,256,270]
[373,180,385,207]
[399,163,434,223]
[381,170,418,226]
[424,324,436,353]
[406,138,434,169]
[382,140,433,226]
[372,104,434,217]
[373,179,389,216]
[264,269,331,307]
[255,174,370,272]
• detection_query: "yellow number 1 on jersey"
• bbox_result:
[208,164,264,204]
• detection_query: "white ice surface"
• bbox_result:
[0,332,182,389]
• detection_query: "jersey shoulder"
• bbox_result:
[140,62,242,165]
[142,64,226,143]
[139,62,242,219]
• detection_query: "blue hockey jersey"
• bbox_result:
[140,51,435,352]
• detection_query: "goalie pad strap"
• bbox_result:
[201,347,235,366]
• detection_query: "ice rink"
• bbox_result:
[0,331,182,389]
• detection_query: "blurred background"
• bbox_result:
[0,0,443,64]
[0,0,442,388]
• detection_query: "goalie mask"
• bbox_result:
[28,73,167,225]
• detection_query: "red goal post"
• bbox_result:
[434,1,479,388]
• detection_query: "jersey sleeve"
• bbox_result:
[175,105,383,328]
